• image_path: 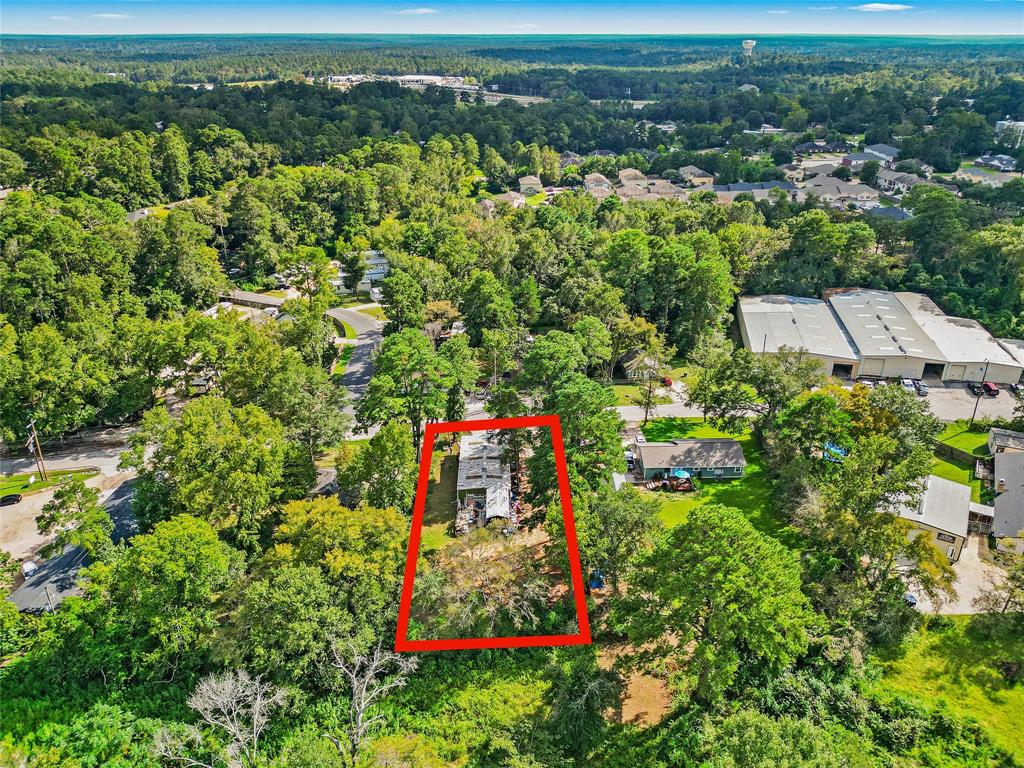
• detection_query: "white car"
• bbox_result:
[900,378,916,393]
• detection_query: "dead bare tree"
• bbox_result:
[153,670,288,768]
[327,639,419,767]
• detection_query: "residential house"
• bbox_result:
[738,83,760,93]
[989,427,1024,455]
[476,198,496,218]
[804,163,838,178]
[632,439,747,481]
[559,150,583,167]
[801,176,879,206]
[743,123,786,136]
[864,143,901,167]
[992,450,1024,552]
[994,119,1024,149]
[841,152,880,171]
[584,172,612,191]
[875,169,922,195]
[679,165,714,186]
[334,250,390,294]
[587,149,617,158]
[953,167,1016,188]
[455,433,513,533]
[897,475,971,562]
[617,347,657,380]
[655,121,677,134]
[780,163,804,182]
[617,168,647,184]
[974,154,1018,173]
[519,175,544,195]
[493,191,526,209]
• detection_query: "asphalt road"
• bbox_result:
[326,306,384,403]
[8,479,137,613]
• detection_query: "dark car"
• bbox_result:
[1010,382,1021,395]
[967,382,984,397]
[0,493,23,507]
[982,381,1000,397]
[913,380,928,396]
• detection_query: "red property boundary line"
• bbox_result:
[394,414,592,652]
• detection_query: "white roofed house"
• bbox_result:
[897,475,971,562]
[455,432,514,534]
[875,169,923,196]
[736,295,860,378]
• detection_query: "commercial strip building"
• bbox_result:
[737,289,1024,384]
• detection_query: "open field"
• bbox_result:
[357,305,387,321]
[876,615,1024,762]
[422,449,459,552]
[639,418,799,548]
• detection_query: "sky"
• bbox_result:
[2,0,1022,36]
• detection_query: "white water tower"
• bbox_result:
[742,40,757,59]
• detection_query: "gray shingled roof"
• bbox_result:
[636,439,747,469]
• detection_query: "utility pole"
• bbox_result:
[969,360,990,428]
[25,419,48,481]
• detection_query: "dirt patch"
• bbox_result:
[598,641,673,727]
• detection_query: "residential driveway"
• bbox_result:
[915,534,1006,615]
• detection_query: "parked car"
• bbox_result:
[1010,382,1021,395]
[913,380,928,396]
[856,377,877,389]
[967,382,985,397]
[900,378,916,394]
[982,381,1000,397]
[0,493,23,506]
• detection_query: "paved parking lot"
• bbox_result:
[917,384,1019,422]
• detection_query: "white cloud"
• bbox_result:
[88,12,132,18]
[849,3,913,10]
[48,14,71,20]
[387,7,440,14]
[767,9,790,13]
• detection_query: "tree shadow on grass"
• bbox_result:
[926,615,1024,701]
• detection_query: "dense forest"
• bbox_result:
[1,36,1023,768]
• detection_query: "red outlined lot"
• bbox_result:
[394,414,592,652]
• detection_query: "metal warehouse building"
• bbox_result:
[737,289,1024,384]
[737,295,860,378]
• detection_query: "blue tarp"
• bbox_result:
[670,467,691,479]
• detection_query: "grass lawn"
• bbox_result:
[525,191,548,206]
[330,292,372,308]
[0,469,97,497]
[262,289,289,298]
[338,320,356,339]
[937,420,990,457]
[421,449,459,553]
[930,455,982,502]
[639,418,800,548]
[612,384,671,407]
[876,615,1024,762]
[331,345,354,381]
[357,305,387,321]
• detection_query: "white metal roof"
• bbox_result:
[993,452,1024,539]
[827,289,944,361]
[896,292,1020,369]
[457,433,511,520]
[898,475,970,538]
[738,295,859,362]
[998,338,1024,367]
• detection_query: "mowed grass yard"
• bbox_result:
[639,418,800,549]
[421,448,459,553]
[876,615,1024,762]
[930,455,982,502]
[937,420,990,457]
